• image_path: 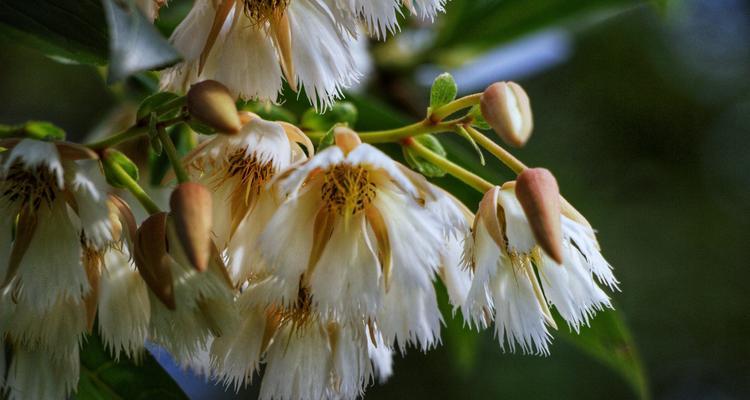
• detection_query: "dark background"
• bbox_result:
[1,0,748,398]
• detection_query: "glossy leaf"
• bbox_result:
[102,0,180,83]
[556,308,649,399]
[0,0,108,65]
[430,73,458,109]
[403,134,448,178]
[75,332,187,399]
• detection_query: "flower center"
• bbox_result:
[242,0,289,23]
[1,164,57,210]
[321,165,376,216]
[224,149,276,198]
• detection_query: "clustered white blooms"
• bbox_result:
[0,2,623,400]
[160,0,447,109]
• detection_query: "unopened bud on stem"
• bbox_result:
[134,212,176,309]
[480,82,533,147]
[187,80,242,134]
[169,182,213,272]
[515,168,564,264]
[334,126,362,154]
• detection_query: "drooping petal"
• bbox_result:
[287,0,360,110]
[6,348,80,400]
[67,159,113,249]
[98,247,150,360]
[489,261,553,355]
[562,217,619,290]
[538,249,612,332]
[260,324,332,400]
[210,291,268,390]
[377,281,443,352]
[14,199,88,311]
[308,214,381,319]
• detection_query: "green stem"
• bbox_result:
[157,125,189,184]
[463,125,527,174]
[103,152,161,215]
[307,119,466,144]
[430,93,482,122]
[86,125,148,151]
[404,137,493,193]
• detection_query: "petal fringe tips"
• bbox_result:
[160,0,448,109]
[463,170,617,355]
[0,117,619,399]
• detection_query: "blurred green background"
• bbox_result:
[1,0,748,398]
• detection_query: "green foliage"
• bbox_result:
[430,73,459,109]
[403,134,448,178]
[75,332,187,400]
[102,0,180,83]
[238,101,298,123]
[556,309,649,399]
[137,92,183,121]
[103,149,139,189]
[301,102,359,131]
[0,0,108,65]
[0,121,66,141]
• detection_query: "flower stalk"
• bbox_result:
[103,150,161,215]
[157,125,190,184]
[402,136,493,193]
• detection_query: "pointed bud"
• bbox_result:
[134,212,176,309]
[515,168,564,264]
[169,183,213,272]
[334,126,361,154]
[480,82,533,147]
[187,80,241,134]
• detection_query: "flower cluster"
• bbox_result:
[0,81,619,398]
[160,0,447,108]
[0,3,624,399]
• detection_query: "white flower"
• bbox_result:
[259,319,372,400]
[254,130,453,352]
[161,0,447,108]
[184,113,311,283]
[0,139,112,310]
[464,185,616,355]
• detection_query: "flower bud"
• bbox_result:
[134,212,176,309]
[169,183,213,272]
[515,168,563,264]
[480,82,533,147]
[334,126,362,154]
[187,80,242,134]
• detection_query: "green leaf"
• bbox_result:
[403,134,448,178]
[103,149,139,189]
[556,308,649,399]
[0,0,108,65]
[238,101,298,124]
[468,105,491,130]
[0,121,66,141]
[430,73,458,109]
[75,332,187,399]
[301,102,359,132]
[317,126,337,151]
[137,92,182,121]
[102,0,180,83]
